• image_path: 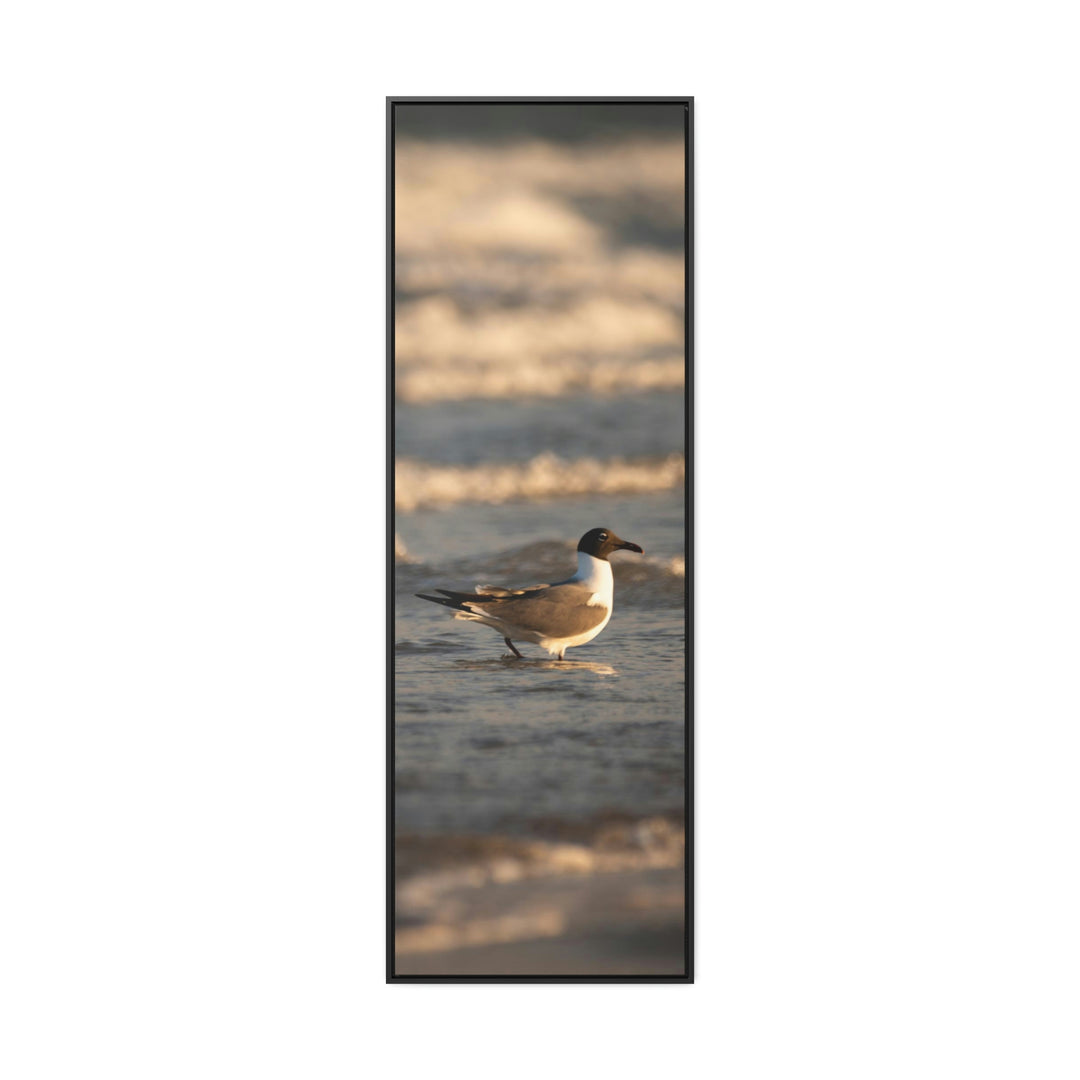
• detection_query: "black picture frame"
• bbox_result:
[387,96,694,983]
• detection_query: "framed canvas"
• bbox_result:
[388,97,693,982]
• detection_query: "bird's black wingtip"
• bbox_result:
[416,592,461,609]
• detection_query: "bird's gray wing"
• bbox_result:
[470,582,607,638]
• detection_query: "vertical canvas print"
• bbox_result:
[390,99,691,980]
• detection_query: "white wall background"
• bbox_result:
[2,2,1077,1077]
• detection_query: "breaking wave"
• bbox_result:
[394,137,685,406]
[396,294,682,365]
[395,452,684,512]
[397,249,685,310]
[397,354,683,404]
[395,294,684,404]
[396,815,684,957]
[395,137,684,258]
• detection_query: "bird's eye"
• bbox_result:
[599,532,608,540]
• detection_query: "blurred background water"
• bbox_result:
[393,103,687,976]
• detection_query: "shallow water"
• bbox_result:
[393,514,686,974]
[396,391,683,466]
[395,494,685,837]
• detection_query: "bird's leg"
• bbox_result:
[504,638,524,659]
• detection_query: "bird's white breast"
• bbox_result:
[570,551,614,609]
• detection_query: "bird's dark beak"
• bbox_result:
[617,539,644,554]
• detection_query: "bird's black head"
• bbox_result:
[577,527,644,561]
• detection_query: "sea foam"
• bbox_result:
[395,452,684,512]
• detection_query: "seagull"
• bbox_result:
[416,527,644,660]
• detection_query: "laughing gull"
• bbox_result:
[416,527,644,660]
